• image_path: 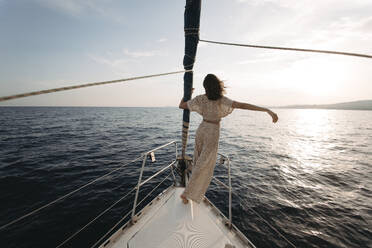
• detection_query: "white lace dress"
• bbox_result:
[182,94,234,203]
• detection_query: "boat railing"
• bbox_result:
[4,140,292,247]
[131,140,178,222]
[130,141,234,229]
[212,153,233,228]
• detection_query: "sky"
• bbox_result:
[0,0,371,107]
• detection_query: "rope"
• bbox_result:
[55,186,137,248]
[0,70,192,103]
[200,39,372,59]
[90,172,172,248]
[0,156,142,231]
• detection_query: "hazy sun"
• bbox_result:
[276,56,350,98]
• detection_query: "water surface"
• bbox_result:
[0,107,371,247]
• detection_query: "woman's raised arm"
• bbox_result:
[232,101,278,123]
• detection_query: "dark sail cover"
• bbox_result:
[182,0,201,156]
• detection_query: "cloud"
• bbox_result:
[235,0,303,9]
[89,46,169,72]
[34,0,125,22]
[157,38,167,43]
[236,57,283,65]
[35,0,90,15]
[88,48,168,76]
[329,16,372,35]
[122,48,169,58]
[225,0,372,71]
[89,55,128,68]
[123,49,158,58]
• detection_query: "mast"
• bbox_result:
[181,0,201,157]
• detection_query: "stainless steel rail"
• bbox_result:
[127,141,233,229]
[131,141,178,221]
[212,153,233,228]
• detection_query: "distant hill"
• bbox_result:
[277,100,372,111]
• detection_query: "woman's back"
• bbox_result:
[188,94,234,122]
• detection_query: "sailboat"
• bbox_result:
[1,1,371,247]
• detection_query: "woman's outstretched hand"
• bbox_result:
[267,110,278,123]
[231,101,279,123]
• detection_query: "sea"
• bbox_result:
[0,107,371,248]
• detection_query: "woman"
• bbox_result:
[179,74,278,204]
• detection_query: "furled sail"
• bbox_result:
[181,0,201,157]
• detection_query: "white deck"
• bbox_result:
[100,186,255,248]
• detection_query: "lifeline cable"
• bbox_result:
[0,70,191,103]
[55,186,137,248]
[210,178,297,248]
[0,156,143,231]
[200,39,372,59]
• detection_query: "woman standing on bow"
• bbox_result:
[179,74,278,204]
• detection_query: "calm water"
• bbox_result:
[0,107,371,248]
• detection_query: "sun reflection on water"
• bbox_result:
[286,109,334,174]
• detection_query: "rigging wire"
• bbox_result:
[200,39,372,59]
[0,70,192,103]
[0,156,143,231]
[89,172,173,248]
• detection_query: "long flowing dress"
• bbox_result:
[182,94,234,203]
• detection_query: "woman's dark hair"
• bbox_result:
[203,74,225,100]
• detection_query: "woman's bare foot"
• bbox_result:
[180,194,189,204]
